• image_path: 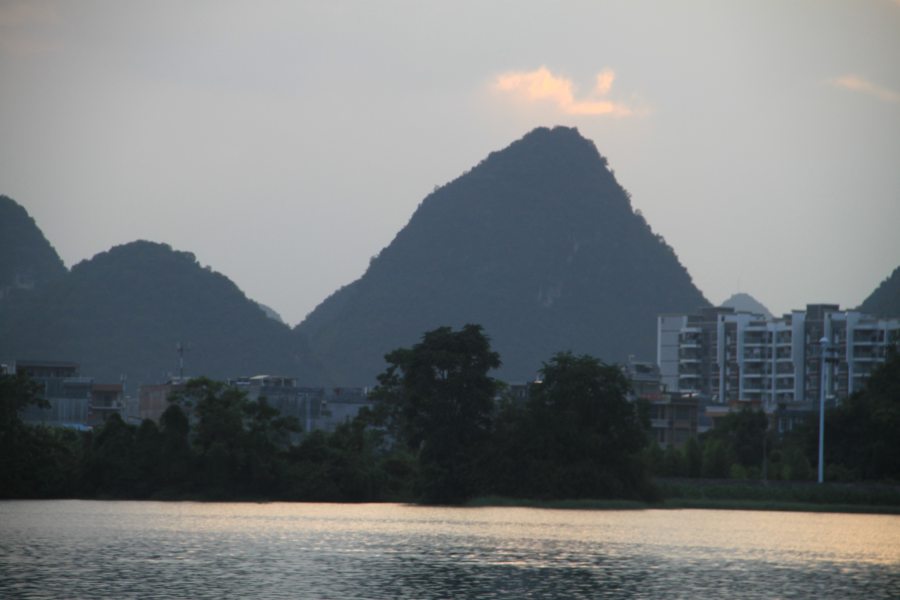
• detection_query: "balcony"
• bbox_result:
[629,372,660,382]
[650,418,668,429]
[742,372,768,379]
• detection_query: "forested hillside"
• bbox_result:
[0,196,67,312]
[298,127,710,385]
[0,241,331,390]
[720,293,774,320]
[858,266,900,318]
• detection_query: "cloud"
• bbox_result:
[0,2,60,55]
[0,3,57,27]
[494,67,638,117]
[828,75,900,103]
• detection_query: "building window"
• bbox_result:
[674,406,690,421]
[675,428,689,444]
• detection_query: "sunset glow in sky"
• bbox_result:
[1,0,898,327]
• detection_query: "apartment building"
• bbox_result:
[658,304,900,409]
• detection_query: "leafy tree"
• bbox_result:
[81,413,141,497]
[780,448,812,481]
[702,408,768,469]
[661,445,687,477]
[0,372,80,498]
[701,439,731,479]
[369,324,501,504]
[172,377,301,498]
[816,346,900,481]
[683,436,703,478]
[157,403,192,492]
[645,440,665,476]
[285,416,383,502]
[492,351,653,500]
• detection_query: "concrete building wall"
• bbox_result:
[658,315,687,393]
[657,305,899,410]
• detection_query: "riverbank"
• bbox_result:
[465,479,900,514]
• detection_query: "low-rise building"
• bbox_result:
[234,376,373,433]
[14,359,93,427]
[138,379,185,422]
[90,383,125,426]
[643,392,704,449]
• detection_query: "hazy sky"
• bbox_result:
[2,0,898,327]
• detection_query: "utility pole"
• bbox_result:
[818,336,839,483]
[176,341,185,381]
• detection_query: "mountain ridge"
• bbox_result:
[0,196,67,312]
[0,239,332,390]
[858,266,900,318]
[297,126,711,385]
[721,293,774,320]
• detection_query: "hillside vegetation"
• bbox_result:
[859,266,900,318]
[0,240,331,389]
[298,126,710,385]
[0,196,67,312]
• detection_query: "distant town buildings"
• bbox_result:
[14,360,93,428]
[657,304,900,411]
[90,383,124,426]
[621,356,710,449]
[10,358,373,434]
[137,379,185,423]
[233,376,372,433]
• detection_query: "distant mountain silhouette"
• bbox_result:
[0,240,332,390]
[297,126,710,385]
[720,293,774,320]
[257,302,286,325]
[858,266,900,318]
[0,196,67,311]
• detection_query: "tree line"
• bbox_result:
[2,326,898,503]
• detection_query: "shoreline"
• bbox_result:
[465,495,900,514]
[4,495,900,515]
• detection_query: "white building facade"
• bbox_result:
[658,305,900,409]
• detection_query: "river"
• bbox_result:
[1,501,898,599]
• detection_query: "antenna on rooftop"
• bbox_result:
[176,341,191,381]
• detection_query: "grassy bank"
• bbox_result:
[464,480,900,514]
[657,479,900,506]
[465,495,900,514]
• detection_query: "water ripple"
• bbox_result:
[1,501,898,599]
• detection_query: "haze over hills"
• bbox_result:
[720,293,774,320]
[858,266,900,318]
[0,195,67,312]
[0,236,332,390]
[297,127,711,385]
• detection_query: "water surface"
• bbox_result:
[1,501,898,599]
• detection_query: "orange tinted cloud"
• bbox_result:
[0,3,57,27]
[829,75,899,102]
[0,2,60,55]
[495,67,636,116]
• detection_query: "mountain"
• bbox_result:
[0,240,332,390]
[257,302,286,325]
[720,293,774,320]
[858,266,900,318]
[297,126,710,385]
[0,196,67,311]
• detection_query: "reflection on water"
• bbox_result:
[1,501,899,599]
